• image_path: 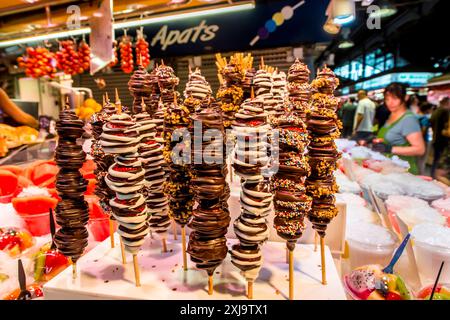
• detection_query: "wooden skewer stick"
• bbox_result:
[172,220,178,240]
[133,254,141,287]
[260,56,264,69]
[72,262,77,280]
[247,281,253,299]
[289,249,294,300]
[208,275,213,295]
[162,238,168,253]
[285,247,289,264]
[181,226,188,271]
[320,236,327,285]
[314,232,318,252]
[120,237,126,264]
[105,91,110,102]
[149,230,154,239]
[109,219,115,248]
[250,86,255,99]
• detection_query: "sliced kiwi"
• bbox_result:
[395,275,411,300]
[34,252,46,281]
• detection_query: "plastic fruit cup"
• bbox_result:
[413,240,450,285]
[347,223,398,270]
[20,211,52,237]
[88,216,111,242]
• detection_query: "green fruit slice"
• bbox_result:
[395,275,411,300]
[34,252,46,281]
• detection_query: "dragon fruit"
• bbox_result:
[344,264,383,299]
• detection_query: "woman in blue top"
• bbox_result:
[372,83,426,174]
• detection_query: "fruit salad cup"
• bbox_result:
[344,264,411,300]
[32,242,70,283]
[416,283,450,300]
[0,227,34,258]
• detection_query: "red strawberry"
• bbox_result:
[44,249,69,275]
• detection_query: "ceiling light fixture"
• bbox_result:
[323,17,340,34]
[0,2,255,48]
[338,39,354,49]
[331,0,355,25]
[368,0,397,19]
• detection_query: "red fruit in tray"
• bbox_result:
[0,169,19,196]
[4,283,44,300]
[386,292,403,300]
[44,249,69,275]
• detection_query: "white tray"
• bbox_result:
[43,235,346,300]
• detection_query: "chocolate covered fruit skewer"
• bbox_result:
[101,103,148,287]
[188,96,230,295]
[135,98,170,252]
[128,63,151,113]
[54,99,89,279]
[157,61,187,242]
[271,59,312,299]
[306,66,341,285]
[90,94,118,249]
[161,65,194,268]
[215,53,253,129]
[231,88,272,299]
[186,68,230,293]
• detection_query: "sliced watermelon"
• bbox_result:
[12,196,58,215]
[17,176,33,188]
[31,163,58,186]
[0,165,23,176]
[38,175,56,188]
[0,170,19,196]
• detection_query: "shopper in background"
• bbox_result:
[0,88,38,128]
[372,83,425,175]
[416,103,434,175]
[374,102,391,132]
[338,97,356,138]
[430,97,450,178]
[409,94,421,114]
[435,116,450,185]
[352,90,376,142]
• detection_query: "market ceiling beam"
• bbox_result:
[0,0,80,17]
[0,0,255,48]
